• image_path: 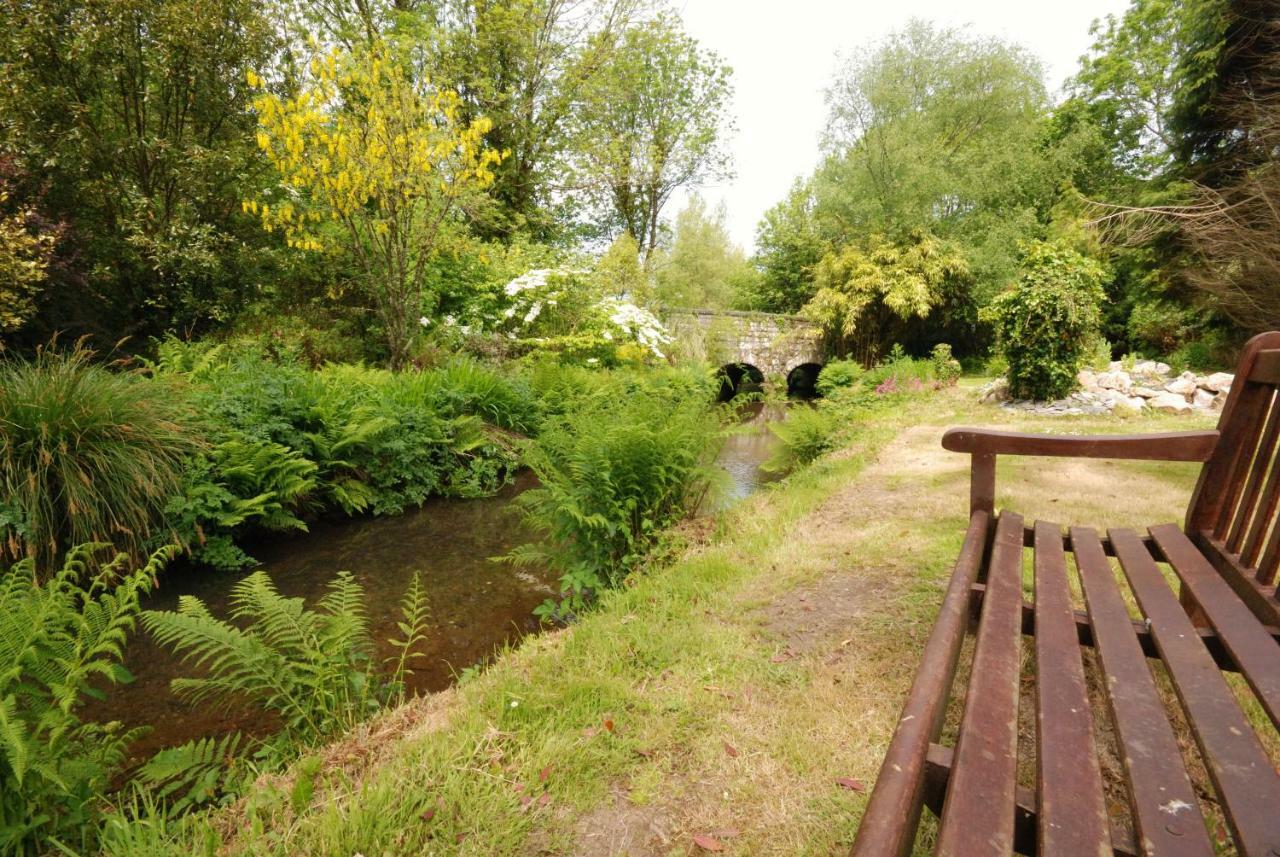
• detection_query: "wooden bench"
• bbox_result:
[852,332,1280,857]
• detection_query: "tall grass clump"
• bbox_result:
[0,346,198,569]
[0,544,173,855]
[505,369,720,619]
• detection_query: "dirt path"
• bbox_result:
[563,412,1203,856]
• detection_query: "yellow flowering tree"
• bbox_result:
[247,40,502,368]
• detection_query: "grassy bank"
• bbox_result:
[121,382,1218,855]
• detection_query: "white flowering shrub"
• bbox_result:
[492,268,671,364]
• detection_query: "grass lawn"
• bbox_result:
[170,381,1224,856]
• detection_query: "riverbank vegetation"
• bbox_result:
[2,0,1278,851]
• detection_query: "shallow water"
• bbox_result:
[87,473,555,757]
[90,405,788,756]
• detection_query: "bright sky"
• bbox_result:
[672,0,1131,252]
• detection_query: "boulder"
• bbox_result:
[1131,360,1171,380]
[1165,377,1198,399]
[1213,391,1228,411]
[1150,392,1192,414]
[1096,371,1132,392]
[979,378,1009,404]
[1204,372,1234,393]
[1076,369,1098,390]
[1113,396,1146,415]
[1133,386,1162,398]
[1192,389,1216,410]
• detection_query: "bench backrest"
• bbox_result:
[1186,330,1280,623]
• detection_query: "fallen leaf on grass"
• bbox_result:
[420,809,436,822]
[539,765,551,783]
[836,777,866,792]
[537,792,551,808]
[692,833,725,852]
[723,741,739,758]
[603,718,615,733]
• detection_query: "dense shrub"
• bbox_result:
[815,358,864,396]
[765,406,837,471]
[930,343,961,384]
[505,369,719,619]
[0,346,199,570]
[984,242,1108,401]
[0,545,173,854]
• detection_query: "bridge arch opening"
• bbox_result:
[786,363,824,399]
[716,363,765,402]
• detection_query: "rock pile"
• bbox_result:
[979,360,1232,416]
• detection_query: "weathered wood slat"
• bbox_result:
[1226,396,1280,551]
[1191,531,1280,625]
[1111,528,1280,856]
[922,743,1139,857]
[1152,524,1280,732]
[936,512,1024,857]
[1247,348,1280,385]
[1215,390,1275,540]
[1240,430,1280,567]
[1033,521,1111,856]
[968,581,1280,671]
[1187,335,1280,534]
[1069,527,1213,857]
[849,511,992,857]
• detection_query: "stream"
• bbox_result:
[90,402,786,755]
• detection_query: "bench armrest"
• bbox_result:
[942,427,1220,515]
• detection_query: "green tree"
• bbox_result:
[816,21,1054,296]
[572,14,734,260]
[439,0,646,242]
[748,179,825,313]
[0,0,280,339]
[985,241,1108,400]
[652,195,750,309]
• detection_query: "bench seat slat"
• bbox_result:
[1069,527,1213,857]
[1152,523,1280,732]
[850,511,992,857]
[1110,528,1280,856]
[936,511,1024,857]
[1033,521,1110,856]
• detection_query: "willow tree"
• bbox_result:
[248,39,503,368]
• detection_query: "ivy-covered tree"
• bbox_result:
[985,241,1109,400]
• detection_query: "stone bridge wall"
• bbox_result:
[664,308,825,378]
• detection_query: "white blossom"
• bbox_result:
[419,316,431,327]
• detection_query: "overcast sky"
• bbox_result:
[671,0,1131,252]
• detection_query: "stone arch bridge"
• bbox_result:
[664,308,825,396]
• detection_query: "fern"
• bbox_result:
[135,732,247,813]
[385,572,431,702]
[0,544,173,855]
[143,570,398,746]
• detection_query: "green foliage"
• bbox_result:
[803,230,972,358]
[930,343,962,384]
[134,732,248,815]
[0,544,173,855]
[572,13,735,257]
[0,0,281,340]
[505,369,719,619]
[0,345,199,570]
[748,179,825,313]
[985,242,1109,400]
[142,569,430,747]
[764,406,837,472]
[653,195,754,309]
[815,359,865,397]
